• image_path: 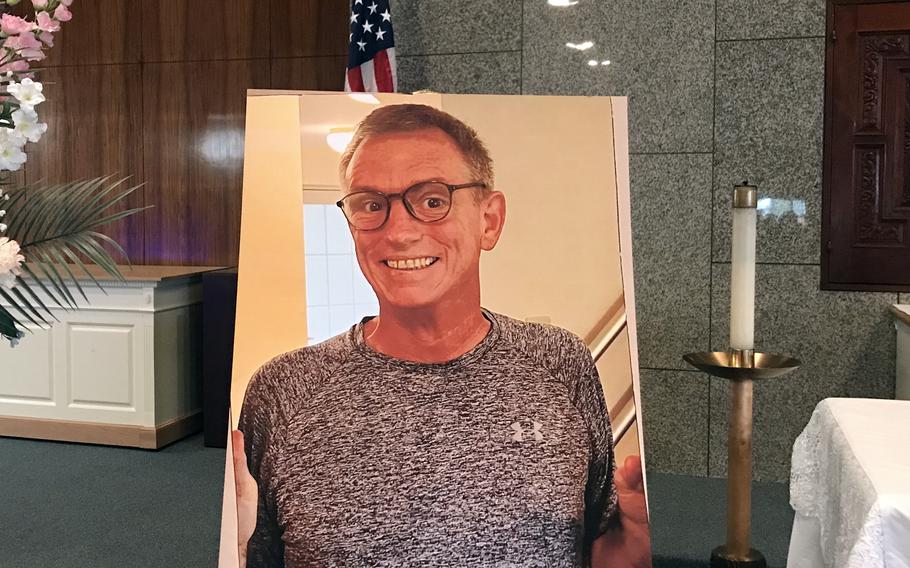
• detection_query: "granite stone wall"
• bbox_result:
[393,0,899,482]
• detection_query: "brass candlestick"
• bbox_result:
[683,349,800,567]
[682,182,801,567]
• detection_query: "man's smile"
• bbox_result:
[381,256,440,270]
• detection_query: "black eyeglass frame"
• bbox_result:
[335,180,488,231]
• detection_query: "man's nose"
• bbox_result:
[383,199,422,246]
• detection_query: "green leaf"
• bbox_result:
[45,244,87,303]
[10,286,51,327]
[30,254,76,309]
[1,176,150,326]
[72,234,122,280]
[0,305,20,341]
[0,287,42,329]
[12,275,57,323]
[85,206,154,234]
[62,176,130,234]
[88,231,132,272]
[58,243,105,295]
[58,176,119,236]
[19,263,64,313]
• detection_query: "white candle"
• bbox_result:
[729,185,757,351]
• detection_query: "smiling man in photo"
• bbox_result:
[232,103,650,568]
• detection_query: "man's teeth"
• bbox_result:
[385,257,438,270]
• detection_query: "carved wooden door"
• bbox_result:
[824,1,910,290]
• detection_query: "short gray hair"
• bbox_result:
[339,103,494,197]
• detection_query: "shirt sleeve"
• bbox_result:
[238,366,286,568]
[578,351,620,557]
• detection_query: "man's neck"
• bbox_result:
[362,305,491,364]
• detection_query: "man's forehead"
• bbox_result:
[355,128,460,159]
[344,128,471,189]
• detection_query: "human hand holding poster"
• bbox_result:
[222,92,652,567]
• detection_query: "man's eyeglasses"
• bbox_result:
[336,181,487,231]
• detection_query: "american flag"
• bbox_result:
[345,0,397,93]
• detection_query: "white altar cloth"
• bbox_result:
[787,398,910,568]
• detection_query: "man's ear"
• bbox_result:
[480,191,506,251]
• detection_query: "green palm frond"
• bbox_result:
[0,176,152,342]
[0,300,20,339]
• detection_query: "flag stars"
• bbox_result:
[346,2,395,92]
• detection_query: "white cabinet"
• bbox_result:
[0,266,219,448]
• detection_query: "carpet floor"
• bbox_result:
[0,434,794,567]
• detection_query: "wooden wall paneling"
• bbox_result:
[142,60,270,266]
[23,64,146,264]
[142,0,270,63]
[6,0,353,267]
[270,0,350,58]
[37,0,142,67]
[2,167,25,195]
[270,57,347,91]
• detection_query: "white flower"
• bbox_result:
[0,236,24,290]
[6,78,45,111]
[11,107,47,143]
[0,128,26,171]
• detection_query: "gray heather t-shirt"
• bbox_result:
[239,308,618,568]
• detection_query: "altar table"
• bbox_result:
[787,398,910,568]
[0,265,221,448]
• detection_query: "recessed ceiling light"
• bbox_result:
[548,0,579,6]
[326,128,355,153]
[587,60,598,67]
[347,93,380,104]
[565,41,594,51]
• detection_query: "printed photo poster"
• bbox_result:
[221,91,651,567]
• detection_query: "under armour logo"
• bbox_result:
[510,420,543,442]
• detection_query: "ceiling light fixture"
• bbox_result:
[565,41,594,51]
[326,127,355,153]
[347,93,380,104]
